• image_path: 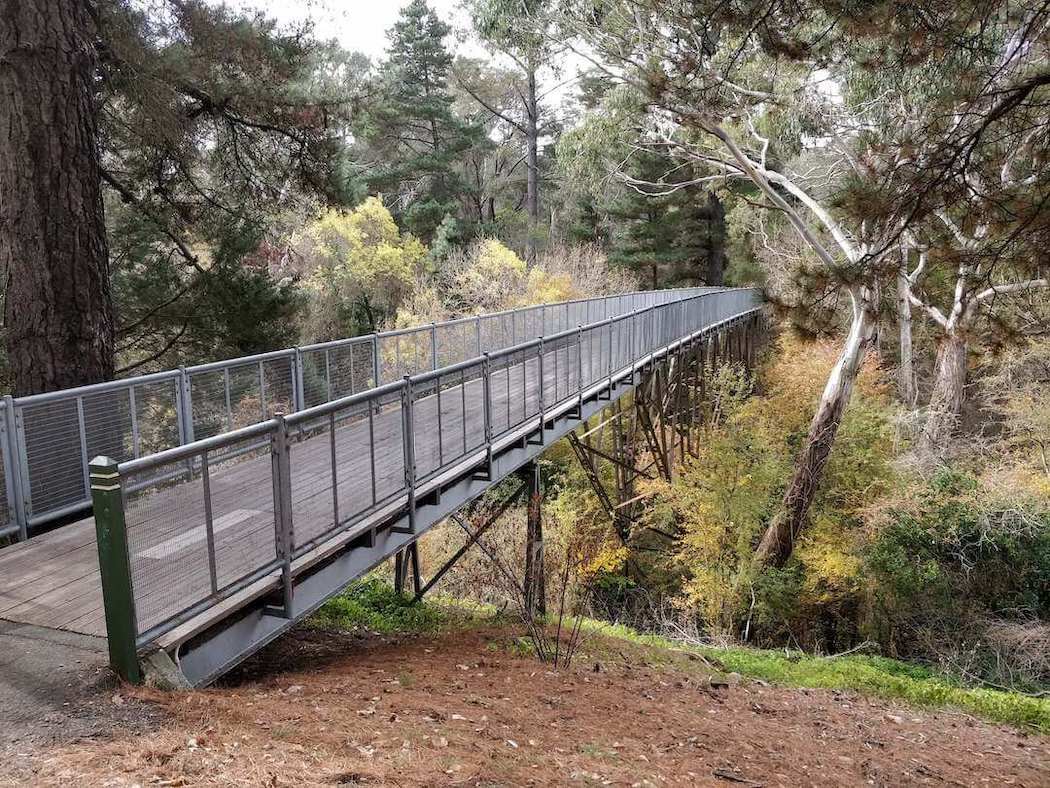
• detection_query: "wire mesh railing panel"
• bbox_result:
[227,363,266,430]
[189,369,230,441]
[286,412,338,549]
[490,346,540,437]
[435,320,477,369]
[332,340,372,399]
[478,312,510,354]
[332,395,397,531]
[379,330,432,383]
[20,398,87,519]
[134,379,182,457]
[411,360,486,480]
[124,457,212,635]
[262,356,296,418]
[82,387,135,465]
[299,347,330,409]
[367,388,408,505]
[200,437,278,593]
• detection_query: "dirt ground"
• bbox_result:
[3,626,1048,787]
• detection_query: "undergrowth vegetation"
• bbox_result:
[418,332,1049,699]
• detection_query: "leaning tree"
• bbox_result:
[556,0,1050,568]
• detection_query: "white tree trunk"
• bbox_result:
[921,330,968,448]
[896,260,917,406]
[753,294,877,568]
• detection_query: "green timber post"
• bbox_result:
[89,456,142,684]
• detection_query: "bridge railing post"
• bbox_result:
[537,337,546,443]
[576,325,584,417]
[401,378,417,533]
[430,323,438,371]
[481,353,494,478]
[2,395,28,541]
[271,413,294,615]
[89,455,142,684]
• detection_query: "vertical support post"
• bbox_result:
[400,378,417,533]
[521,460,545,617]
[372,334,381,388]
[576,325,584,417]
[293,348,306,412]
[481,353,494,479]
[431,323,438,371]
[177,367,195,445]
[271,413,294,616]
[2,396,28,540]
[409,541,422,597]
[537,338,546,442]
[475,316,482,356]
[394,549,406,596]
[201,450,219,595]
[88,456,142,684]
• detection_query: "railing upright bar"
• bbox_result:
[401,378,417,533]
[76,397,90,503]
[372,334,380,389]
[329,411,339,528]
[431,323,438,371]
[178,367,195,445]
[271,412,294,615]
[1,396,28,540]
[482,353,493,478]
[201,450,218,595]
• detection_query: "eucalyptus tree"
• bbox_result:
[466,0,560,263]
[558,1,1050,569]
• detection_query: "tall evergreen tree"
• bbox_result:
[359,0,483,242]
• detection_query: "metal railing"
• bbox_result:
[1,287,719,541]
[87,287,761,654]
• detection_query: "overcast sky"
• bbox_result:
[225,0,470,60]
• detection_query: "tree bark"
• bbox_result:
[704,192,726,286]
[524,59,539,265]
[753,296,876,569]
[921,330,968,447]
[896,256,916,406]
[0,0,114,395]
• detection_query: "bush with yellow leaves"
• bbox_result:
[295,197,428,340]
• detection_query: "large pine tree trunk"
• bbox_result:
[921,330,968,447]
[0,0,114,396]
[753,300,876,569]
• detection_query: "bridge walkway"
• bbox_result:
[0,288,762,686]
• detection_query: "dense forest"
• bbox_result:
[1,0,1048,700]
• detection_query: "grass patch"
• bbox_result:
[582,619,1050,734]
[310,578,447,634]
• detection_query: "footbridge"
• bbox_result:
[0,286,765,686]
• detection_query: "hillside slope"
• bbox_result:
[5,620,1048,787]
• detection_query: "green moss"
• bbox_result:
[581,619,1050,733]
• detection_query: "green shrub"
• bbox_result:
[864,468,1050,680]
[311,578,446,634]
